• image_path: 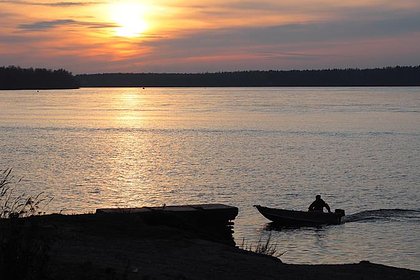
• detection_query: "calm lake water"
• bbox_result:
[0,87,419,270]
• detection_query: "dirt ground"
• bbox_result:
[1,214,419,280]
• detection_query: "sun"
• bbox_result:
[110,2,148,38]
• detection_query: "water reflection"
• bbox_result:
[113,91,146,127]
[258,222,345,263]
[265,222,327,232]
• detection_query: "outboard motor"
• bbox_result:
[335,209,345,223]
[335,209,345,217]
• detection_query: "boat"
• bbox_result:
[96,203,238,225]
[254,205,345,226]
[96,204,239,245]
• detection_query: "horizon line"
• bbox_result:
[75,64,420,76]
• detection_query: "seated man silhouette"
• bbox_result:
[308,195,331,213]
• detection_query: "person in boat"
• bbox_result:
[308,195,332,213]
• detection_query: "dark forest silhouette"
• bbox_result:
[0,66,79,90]
[77,66,420,87]
[1,65,420,89]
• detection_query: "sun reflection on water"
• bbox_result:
[113,91,146,127]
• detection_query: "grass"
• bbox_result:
[239,232,286,259]
[0,168,53,280]
[1,168,52,219]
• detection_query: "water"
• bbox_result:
[0,87,419,270]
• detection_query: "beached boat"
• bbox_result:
[96,204,238,245]
[96,204,238,225]
[254,205,345,226]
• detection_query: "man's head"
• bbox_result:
[316,195,321,200]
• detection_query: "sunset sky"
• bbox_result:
[0,0,419,74]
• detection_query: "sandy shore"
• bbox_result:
[1,214,419,280]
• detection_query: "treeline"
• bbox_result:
[77,66,420,87]
[0,66,79,90]
[2,65,419,89]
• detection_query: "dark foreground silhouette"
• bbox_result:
[1,213,419,280]
[255,205,345,226]
[309,194,331,213]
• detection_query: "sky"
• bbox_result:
[0,0,419,74]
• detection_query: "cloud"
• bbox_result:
[0,34,51,44]
[18,19,76,30]
[2,0,420,72]
[18,19,117,31]
[146,11,420,51]
[121,11,420,72]
[0,1,104,7]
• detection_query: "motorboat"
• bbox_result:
[254,205,345,226]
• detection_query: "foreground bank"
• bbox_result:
[1,213,419,280]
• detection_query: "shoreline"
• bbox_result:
[2,85,420,91]
[1,213,418,280]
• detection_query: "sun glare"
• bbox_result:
[110,2,148,38]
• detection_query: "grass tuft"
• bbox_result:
[0,168,52,218]
[238,232,286,259]
[0,168,54,280]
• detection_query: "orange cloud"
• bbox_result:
[0,0,419,72]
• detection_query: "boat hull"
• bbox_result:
[255,205,344,226]
[96,204,238,225]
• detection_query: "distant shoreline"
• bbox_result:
[2,85,420,91]
[78,84,420,88]
[77,66,420,88]
[2,65,420,90]
[0,66,79,90]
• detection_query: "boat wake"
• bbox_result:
[343,209,420,223]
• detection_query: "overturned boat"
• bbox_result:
[254,205,345,226]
